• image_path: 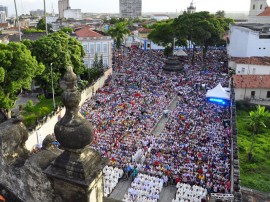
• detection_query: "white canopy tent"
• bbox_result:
[206,83,230,100]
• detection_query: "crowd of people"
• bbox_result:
[103,166,124,197]
[81,47,231,197]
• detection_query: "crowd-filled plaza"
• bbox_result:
[81,47,231,201]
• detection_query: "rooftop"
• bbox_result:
[231,57,270,66]
[75,26,103,38]
[233,75,270,88]
[258,7,270,16]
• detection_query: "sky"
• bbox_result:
[2,0,253,16]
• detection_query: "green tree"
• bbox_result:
[0,42,45,118]
[215,10,225,18]
[248,105,270,161]
[36,18,52,32]
[23,31,86,97]
[107,21,130,49]
[148,19,187,56]
[174,12,230,65]
[98,55,104,72]
[60,27,73,34]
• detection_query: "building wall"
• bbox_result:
[235,88,270,100]
[63,9,82,20]
[79,37,113,69]
[58,0,69,19]
[235,64,270,75]
[248,15,270,23]
[119,0,142,18]
[0,11,6,23]
[0,5,8,17]
[249,0,268,16]
[228,25,270,57]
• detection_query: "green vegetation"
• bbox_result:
[0,42,45,118]
[107,21,130,49]
[22,28,46,34]
[236,103,270,192]
[22,96,62,128]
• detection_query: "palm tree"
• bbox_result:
[108,22,130,49]
[248,105,269,161]
[107,22,130,67]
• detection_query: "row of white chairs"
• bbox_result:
[103,166,124,197]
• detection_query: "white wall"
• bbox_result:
[235,88,270,100]
[248,16,270,23]
[235,64,270,75]
[25,68,113,151]
[64,9,82,20]
[228,25,270,57]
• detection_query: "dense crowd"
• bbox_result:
[81,47,231,196]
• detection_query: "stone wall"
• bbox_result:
[0,119,59,202]
[230,82,242,202]
[25,68,112,151]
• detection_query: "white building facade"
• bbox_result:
[227,24,270,57]
[64,9,82,20]
[75,27,113,69]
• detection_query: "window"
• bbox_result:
[83,45,88,53]
[251,91,256,98]
[90,59,94,67]
[252,68,256,74]
[103,58,108,67]
[241,67,245,74]
[253,4,255,9]
[260,4,263,9]
[90,44,95,55]
[103,44,108,53]
[96,44,101,53]
[267,91,270,98]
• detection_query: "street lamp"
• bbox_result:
[50,63,55,109]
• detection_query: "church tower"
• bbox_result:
[187,0,196,14]
[249,0,268,16]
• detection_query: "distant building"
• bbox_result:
[64,8,82,20]
[248,0,270,23]
[227,23,270,57]
[187,0,196,14]
[150,14,169,21]
[58,0,69,19]
[119,0,142,18]
[30,9,44,17]
[0,5,8,17]
[74,26,113,69]
[0,11,6,23]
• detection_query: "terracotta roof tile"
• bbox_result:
[231,57,270,66]
[258,7,270,16]
[75,27,103,38]
[0,23,8,28]
[233,75,270,88]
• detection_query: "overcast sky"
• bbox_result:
[2,0,254,16]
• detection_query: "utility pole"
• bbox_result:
[44,0,48,35]
[51,63,56,109]
[14,0,21,41]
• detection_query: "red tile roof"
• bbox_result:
[231,57,270,66]
[75,27,103,38]
[233,75,270,88]
[0,23,8,28]
[137,28,152,33]
[258,7,270,16]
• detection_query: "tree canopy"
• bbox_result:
[248,105,270,160]
[22,31,86,96]
[0,42,44,117]
[36,18,52,33]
